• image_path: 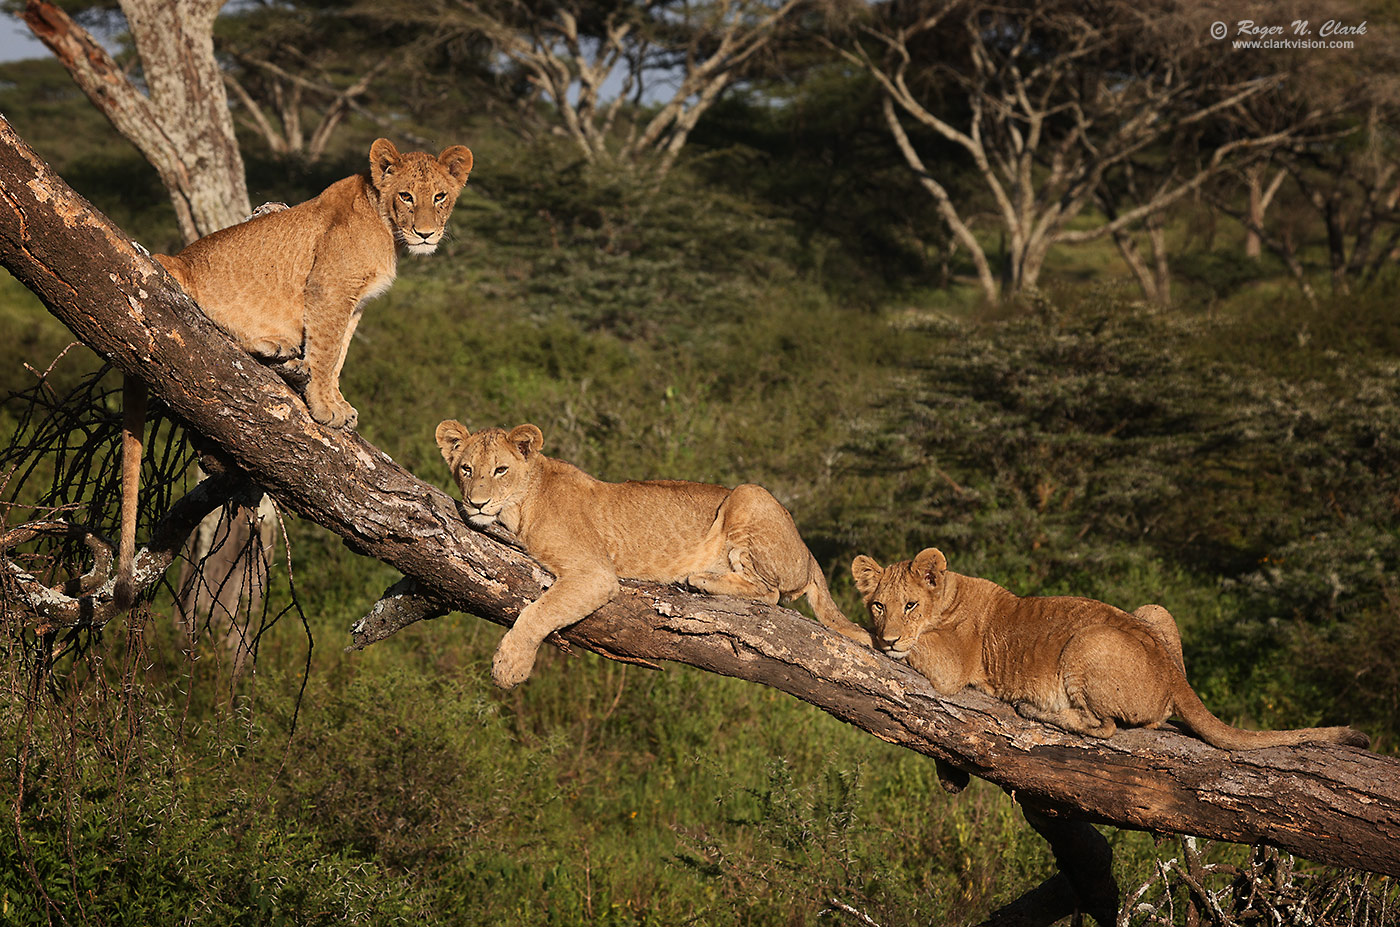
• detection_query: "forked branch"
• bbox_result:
[2,469,258,633]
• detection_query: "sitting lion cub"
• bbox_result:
[156,138,472,430]
[851,548,1369,751]
[437,420,873,687]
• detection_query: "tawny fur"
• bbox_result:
[155,138,472,430]
[851,548,1370,751]
[112,141,472,611]
[437,421,873,688]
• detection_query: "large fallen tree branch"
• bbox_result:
[1,117,1397,909]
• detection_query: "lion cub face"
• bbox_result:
[370,138,474,256]
[851,548,950,661]
[435,421,543,527]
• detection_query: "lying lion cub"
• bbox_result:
[852,548,1369,751]
[437,421,873,687]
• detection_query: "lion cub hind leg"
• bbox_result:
[246,337,302,363]
[684,484,797,603]
[1132,603,1185,673]
[1014,699,1119,739]
[687,557,781,604]
[1059,625,1174,736]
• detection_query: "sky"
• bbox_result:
[1,15,47,62]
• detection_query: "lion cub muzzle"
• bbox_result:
[878,636,914,662]
[402,229,443,256]
[461,501,499,527]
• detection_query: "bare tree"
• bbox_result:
[1202,15,1400,299]
[3,122,1398,925]
[216,1,403,163]
[377,0,806,183]
[1286,102,1400,296]
[1096,163,1174,305]
[838,0,1313,302]
[1210,102,1400,303]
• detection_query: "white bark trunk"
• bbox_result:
[24,0,250,240]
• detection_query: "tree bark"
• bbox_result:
[2,119,1398,886]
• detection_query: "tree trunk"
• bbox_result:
[23,0,249,241]
[2,119,1398,904]
[1245,167,1264,259]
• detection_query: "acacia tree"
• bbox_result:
[839,0,1314,302]
[1205,29,1400,302]
[21,0,249,241]
[222,52,388,165]
[373,0,806,184]
[216,0,414,163]
[1266,104,1399,298]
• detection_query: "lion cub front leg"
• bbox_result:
[493,564,620,689]
[298,283,359,429]
[906,633,977,695]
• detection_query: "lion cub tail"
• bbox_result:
[114,374,147,609]
[802,556,876,647]
[1166,664,1370,751]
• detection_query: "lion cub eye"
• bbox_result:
[493,465,509,476]
[460,465,472,477]
[904,601,917,612]
[434,192,447,205]
[398,191,414,204]
[870,602,884,614]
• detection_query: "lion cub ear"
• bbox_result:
[369,138,402,186]
[911,547,948,588]
[438,146,474,187]
[507,424,544,458]
[435,419,471,463]
[851,555,884,597]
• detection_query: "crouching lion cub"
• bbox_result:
[851,548,1369,751]
[437,421,873,688]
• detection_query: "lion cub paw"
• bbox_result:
[491,631,539,689]
[307,393,359,430]
[273,357,312,390]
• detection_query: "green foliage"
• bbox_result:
[689,67,955,302]
[0,662,426,926]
